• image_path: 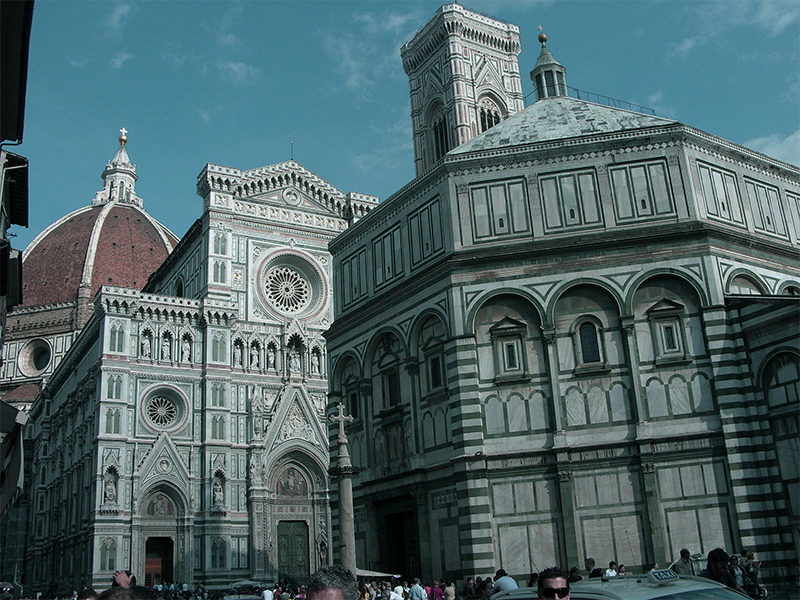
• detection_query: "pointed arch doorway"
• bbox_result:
[135,486,192,584]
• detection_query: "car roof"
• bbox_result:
[492,574,747,600]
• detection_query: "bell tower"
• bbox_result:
[401,3,524,175]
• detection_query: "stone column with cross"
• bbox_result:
[329,402,357,574]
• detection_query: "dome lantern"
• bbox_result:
[530,27,568,101]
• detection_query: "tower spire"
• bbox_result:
[530,29,568,101]
[93,128,141,207]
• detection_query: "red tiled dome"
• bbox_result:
[21,203,179,307]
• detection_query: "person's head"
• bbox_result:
[413,581,421,587]
[465,579,473,586]
[730,556,738,566]
[740,549,748,557]
[584,558,595,571]
[608,562,616,570]
[617,565,626,575]
[495,570,507,579]
[98,589,137,600]
[706,548,730,578]
[307,566,358,600]
[77,590,98,600]
[680,548,691,559]
[537,568,569,600]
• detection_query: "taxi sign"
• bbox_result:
[646,569,680,585]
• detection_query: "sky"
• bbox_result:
[11,0,800,250]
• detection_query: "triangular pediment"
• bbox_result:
[474,58,503,93]
[646,298,685,314]
[265,386,326,454]
[489,316,527,334]
[137,433,191,489]
[234,161,352,219]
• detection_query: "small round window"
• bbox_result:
[18,339,52,377]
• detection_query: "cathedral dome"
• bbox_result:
[21,131,179,309]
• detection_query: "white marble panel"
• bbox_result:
[681,465,705,497]
[485,396,505,434]
[508,395,527,432]
[658,467,681,499]
[566,388,586,426]
[609,383,630,422]
[574,475,597,507]
[529,391,548,431]
[531,521,559,568]
[499,525,530,574]
[597,473,620,506]
[514,481,535,513]
[646,379,669,417]
[492,483,515,514]
[588,385,609,423]
[670,376,691,415]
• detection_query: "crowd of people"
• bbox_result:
[15,546,771,600]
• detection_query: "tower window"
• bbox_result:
[479,98,502,133]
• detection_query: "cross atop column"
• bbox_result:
[329,402,354,443]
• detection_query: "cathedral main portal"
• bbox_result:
[145,537,174,586]
[277,520,310,581]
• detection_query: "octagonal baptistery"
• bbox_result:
[1,132,179,403]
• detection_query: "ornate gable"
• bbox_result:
[137,432,191,489]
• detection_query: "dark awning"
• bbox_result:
[0,400,28,517]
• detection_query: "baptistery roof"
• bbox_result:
[21,131,179,308]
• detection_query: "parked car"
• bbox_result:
[492,570,749,600]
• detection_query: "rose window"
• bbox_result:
[266,267,310,313]
[146,396,178,428]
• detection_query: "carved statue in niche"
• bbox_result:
[141,336,151,358]
[181,338,191,363]
[289,349,301,373]
[250,345,259,368]
[374,430,386,471]
[267,347,276,369]
[387,422,406,471]
[162,336,171,360]
[311,352,320,374]
[213,479,225,505]
[233,343,242,367]
[276,467,308,497]
[250,453,262,482]
[104,475,117,503]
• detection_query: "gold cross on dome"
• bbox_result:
[120,127,128,137]
[329,402,353,441]
[538,24,544,32]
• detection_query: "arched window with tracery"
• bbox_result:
[211,537,226,569]
[429,105,450,163]
[99,538,117,571]
[478,97,502,132]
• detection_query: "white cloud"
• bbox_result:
[69,58,88,68]
[107,4,131,32]
[216,60,261,84]
[110,52,132,70]
[783,70,800,105]
[198,110,211,123]
[667,0,799,58]
[668,37,700,58]
[752,0,800,35]
[744,128,800,166]
[217,33,238,47]
[324,7,423,103]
